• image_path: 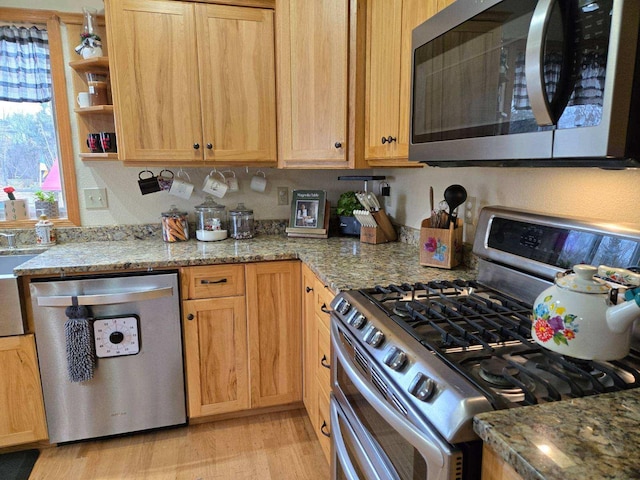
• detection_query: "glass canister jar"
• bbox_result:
[229,203,254,239]
[195,196,227,241]
[161,205,189,242]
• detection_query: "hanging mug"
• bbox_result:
[250,170,267,193]
[158,169,175,191]
[169,170,194,199]
[202,170,228,198]
[138,170,161,195]
[223,170,239,192]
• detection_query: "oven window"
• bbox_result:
[337,361,428,480]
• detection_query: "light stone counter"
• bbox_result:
[11,235,472,292]
[474,389,640,480]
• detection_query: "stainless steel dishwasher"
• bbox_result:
[30,271,186,444]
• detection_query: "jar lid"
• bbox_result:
[195,196,226,212]
[229,202,253,215]
[162,204,188,217]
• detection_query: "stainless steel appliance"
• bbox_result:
[30,271,186,444]
[330,206,640,479]
[409,0,640,167]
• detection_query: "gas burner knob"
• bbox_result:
[409,373,436,402]
[335,298,351,315]
[384,347,407,371]
[363,325,385,347]
[348,312,366,329]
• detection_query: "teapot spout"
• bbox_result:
[607,291,640,334]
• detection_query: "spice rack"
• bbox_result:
[67,22,117,161]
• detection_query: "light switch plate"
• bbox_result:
[84,188,108,209]
[277,187,289,206]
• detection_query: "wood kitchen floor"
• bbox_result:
[28,409,329,480]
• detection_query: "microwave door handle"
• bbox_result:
[36,286,174,307]
[525,0,556,126]
[332,325,447,475]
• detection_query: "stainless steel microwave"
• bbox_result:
[409,0,640,167]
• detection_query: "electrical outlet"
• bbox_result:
[464,196,476,225]
[84,188,108,209]
[277,186,289,206]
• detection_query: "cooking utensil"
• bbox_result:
[353,209,377,227]
[443,184,467,228]
[366,192,381,212]
[532,264,640,361]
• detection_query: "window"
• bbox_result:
[0,10,79,226]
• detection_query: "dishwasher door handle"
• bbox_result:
[36,286,174,307]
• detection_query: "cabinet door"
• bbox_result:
[246,261,302,408]
[196,5,277,164]
[301,264,318,425]
[182,297,250,417]
[106,0,203,162]
[0,335,47,448]
[276,0,349,167]
[365,0,436,165]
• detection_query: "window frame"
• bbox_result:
[0,7,80,227]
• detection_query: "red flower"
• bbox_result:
[424,237,438,252]
[534,318,554,342]
[564,329,576,340]
[3,186,15,200]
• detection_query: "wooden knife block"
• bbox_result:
[360,226,387,244]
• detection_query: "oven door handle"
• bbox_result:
[330,396,386,480]
[333,324,447,473]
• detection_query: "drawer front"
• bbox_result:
[314,282,334,330]
[182,265,245,299]
[316,320,331,390]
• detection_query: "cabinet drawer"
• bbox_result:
[315,283,334,330]
[316,320,331,390]
[182,265,245,299]
[317,382,331,463]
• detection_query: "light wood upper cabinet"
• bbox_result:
[105,0,276,165]
[245,261,302,408]
[0,335,47,448]
[276,0,366,168]
[364,0,437,166]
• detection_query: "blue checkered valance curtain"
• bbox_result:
[0,25,51,102]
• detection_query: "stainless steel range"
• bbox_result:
[330,206,640,480]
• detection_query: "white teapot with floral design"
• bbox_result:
[532,264,640,361]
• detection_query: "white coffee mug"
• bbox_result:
[223,170,239,192]
[77,92,91,108]
[169,170,194,199]
[202,171,228,198]
[250,170,267,193]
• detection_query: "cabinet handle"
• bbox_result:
[321,355,330,369]
[206,143,213,150]
[320,421,331,438]
[200,278,228,285]
[187,314,194,321]
[193,143,200,150]
[321,304,331,314]
[306,286,313,293]
[381,135,397,144]
[334,142,342,149]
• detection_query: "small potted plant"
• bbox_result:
[3,186,28,221]
[337,191,364,236]
[34,190,59,219]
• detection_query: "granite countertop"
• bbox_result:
[474,389,640,480]
[11,235,473,292]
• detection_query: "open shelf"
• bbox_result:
[79,152,118,160]
[68,56,109,73]
[74,105,114,115]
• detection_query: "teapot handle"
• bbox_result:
[597,266,640,287]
